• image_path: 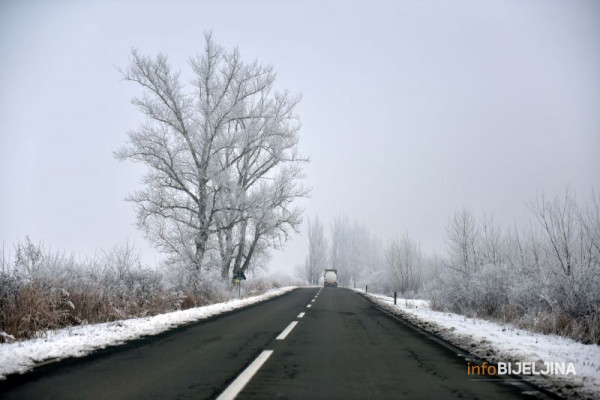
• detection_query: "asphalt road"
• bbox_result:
[0,288,544,399]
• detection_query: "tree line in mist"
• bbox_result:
[303,188,600,344]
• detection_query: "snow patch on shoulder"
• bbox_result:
[0,286,296,380]
[358,290,600,399]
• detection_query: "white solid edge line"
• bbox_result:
[276,321,299,340]
[306,304,312,308]
[216,350,273,400]
[297,312,305,318]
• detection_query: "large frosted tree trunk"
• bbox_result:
[218,227,234,279]
[232,218,248,273]
[241,228,261,272]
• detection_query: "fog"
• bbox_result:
[1,0,599,271]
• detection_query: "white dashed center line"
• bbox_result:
[276,321,299,340]
[217,290,322,399]
[216,350,273,400]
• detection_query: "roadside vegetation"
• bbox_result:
[0,238,299,342]
[304,188,600,344]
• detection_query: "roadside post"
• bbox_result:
[233,269,247,299]
[394,291,397,305]
[366,285,368,294]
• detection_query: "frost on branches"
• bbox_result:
[115,33,308,281]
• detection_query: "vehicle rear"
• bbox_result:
[324,269,338,287]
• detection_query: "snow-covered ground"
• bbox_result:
[356,289,600,399]
[0,286,296,380]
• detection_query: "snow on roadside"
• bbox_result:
[0,286,296,380]
[357,290,600,399]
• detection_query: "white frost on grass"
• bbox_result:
[0,286,296,380]
[358,290,600,399]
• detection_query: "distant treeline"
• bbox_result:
[303,188,600,344]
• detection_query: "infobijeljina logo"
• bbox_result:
[467,361,576,377]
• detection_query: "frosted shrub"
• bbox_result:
[1,239,177,340]
[432,190,600,344]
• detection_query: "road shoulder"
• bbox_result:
[0,286,298,382]
[356,289,598,400]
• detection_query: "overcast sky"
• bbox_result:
[1,0,599,271]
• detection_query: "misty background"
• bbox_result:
[1,0,599,271]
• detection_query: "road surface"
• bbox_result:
[0,288,547,399]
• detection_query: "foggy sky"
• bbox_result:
[1,0,599,271]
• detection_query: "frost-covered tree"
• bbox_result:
[329,215,353,286]
[529,190,580,277]
[116,33,306,278]
[479,214,502,266]
[233,167,306,276]
[215,119,307,278]
[304,216,328,284]
[445,207,480,274]
[385,234,423,294]
[329,216,377,286]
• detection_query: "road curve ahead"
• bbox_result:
[1,288,541,399]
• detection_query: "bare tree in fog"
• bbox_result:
[116,33,306,279]
[329,216,379,286]
[232,168,306,276]
[479,214,502,266]
[385,234,423,294]
[445,207,480,274]
[304,216,328,284]
[529,190,578,277]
